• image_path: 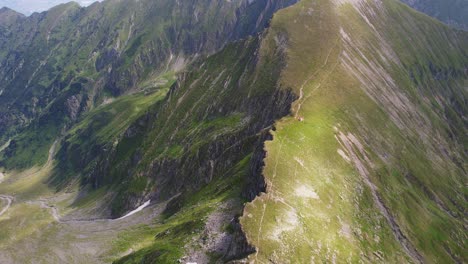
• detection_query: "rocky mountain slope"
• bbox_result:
[0,0,296,168]
[0,0,466,263]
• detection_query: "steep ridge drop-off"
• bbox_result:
[241,0,467,262]
[0,0,297,169]
[55,36,296,217]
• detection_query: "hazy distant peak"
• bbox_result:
[0,6,25,25]
[0,0,101,16]
[0,6,23,15]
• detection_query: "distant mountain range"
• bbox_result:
[0,0,100,15]
[402,0,468,30]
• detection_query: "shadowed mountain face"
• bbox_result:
[0,0,466,263]
[401,0,468,30]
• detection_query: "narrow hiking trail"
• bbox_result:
[0,195,12,217]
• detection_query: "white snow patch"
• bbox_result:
[295,185,319,199]
[116,200,151,220]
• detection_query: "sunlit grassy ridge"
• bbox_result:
[241,0,467,262]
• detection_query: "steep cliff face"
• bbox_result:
[0,0,298,169]
[401,0,468,30]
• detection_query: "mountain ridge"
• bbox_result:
[241,0,466,262]
[0,0,466,263]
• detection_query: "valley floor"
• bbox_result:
[0,145,166,263]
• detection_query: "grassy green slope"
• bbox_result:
[241,0,467,263]
[53,74,175,186]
